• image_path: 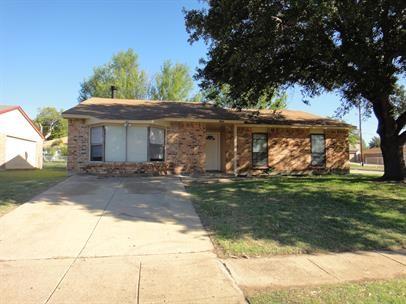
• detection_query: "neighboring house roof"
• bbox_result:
[0,104,44,139]
[363,147,382,155]
[62,97,351,128]
[0,105,19,114]
[363,146,406,156]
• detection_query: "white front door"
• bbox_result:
[205,132,220,171]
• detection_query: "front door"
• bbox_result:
[205,132,220,171]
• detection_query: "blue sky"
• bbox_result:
[1,0,395,143]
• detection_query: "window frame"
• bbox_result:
[251,133,269,169]
[148,127,166,162]
[90,126,105,162]
[310,134,326,167]
[89,125,166,163]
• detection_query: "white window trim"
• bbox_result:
[88,124,167,163]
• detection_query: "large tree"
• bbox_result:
[185,0,406,180]
[78,49,148,101]
[201,84,287,109]
[369,136,381,148]
[35,107,67,140]
[150,60,194,101]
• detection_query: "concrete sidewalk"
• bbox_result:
[0,175,245,304]
[224,250,406,293]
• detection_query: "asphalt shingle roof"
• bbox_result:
[62,97,351,127]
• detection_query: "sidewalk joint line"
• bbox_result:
[137,262,142,304]
[219,260,250,304]
[376,251,406,267]
[307,257,341,281]
[0,250,214,263]
[43,179,121,304]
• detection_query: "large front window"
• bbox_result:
[89,125,165,162]
[252,133,268,168]
[311,134,325,166]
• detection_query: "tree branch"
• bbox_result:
[399,130,406,145]
[396,112,406,134]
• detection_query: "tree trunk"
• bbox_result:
[372,99,405,181]
[379,133,404,181]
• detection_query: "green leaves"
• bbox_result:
[34,107,67,140]
[150,60,194,101]
[78,49,148,101]
[78,50,195,102]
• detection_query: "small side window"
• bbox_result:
[149,127,165,161]
[90,127,104,161]
[311,134,325,166]
[252,133,268,168]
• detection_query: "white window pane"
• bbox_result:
[253,134,267,152]
[105,126,126,162]
[311,135,325,153]
[91,145,103,161]
[150,128,165,145]
[311,135,325,166]
[127,126,148,162]
[91,127,103,144]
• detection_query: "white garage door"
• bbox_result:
[5,136,37,169]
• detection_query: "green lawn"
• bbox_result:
[187,175,406,257]
[249,278,406,304]
[0,162,67,216]
[350,163,384,172]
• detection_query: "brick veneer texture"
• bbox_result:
[67,118,349,176]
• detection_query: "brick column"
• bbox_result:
[67,119,89,173]
[166,122,206,174]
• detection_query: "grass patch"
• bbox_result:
[249,278,406,304]
[0,162,67,216]
[187,175,406,257]
[350,163,384,172]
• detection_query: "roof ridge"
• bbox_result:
[86,97,207,105]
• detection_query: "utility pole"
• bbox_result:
[358,104,364,166]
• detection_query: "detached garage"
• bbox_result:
[0,105,44,170]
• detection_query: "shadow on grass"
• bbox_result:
[0,164,67,215]
[188,175,406,255]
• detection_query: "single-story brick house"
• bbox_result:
[62,97,351,176]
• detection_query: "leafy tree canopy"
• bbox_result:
[185,0,406,180]
[369,136,381,148]
[78,49,149,101]
[201,84,287,109]
[150,60,194,101]
[35,107,67,140]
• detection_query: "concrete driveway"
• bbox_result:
[0,175,244,304]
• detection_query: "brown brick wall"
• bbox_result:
[166,122,206,174]
[237,127,252,173]
[80,162,173,176]
[268,128,311,172]
[223,126,253,174]
[67,118,349,176]
[224,126,234,174]
[67,119,89,172]
[325,129,350,172]
[267,127,349,173]
[67,119,206,175]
